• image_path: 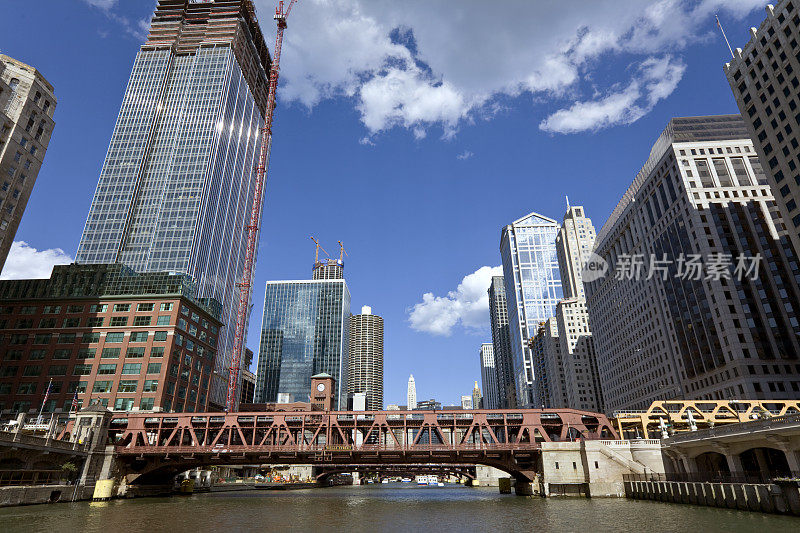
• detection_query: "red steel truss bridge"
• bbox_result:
[106,408,617,484]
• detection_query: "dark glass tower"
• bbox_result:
[255,280,351,409]
[74,1,271,407]
[488,275,516,408]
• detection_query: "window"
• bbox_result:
[178,318,188,331]
[160,303,173,311]
[140,398,155,411]
[154,331,168,342]
[3,350,22,361]
[188,324,197,336]
[57,333,76,344]
[146,362,162,374]
[48,365,67,376]
[150,347,164,358]
[114,397,135,411]
[87,317,104,327]
[133,316,151,327]
[10,334,29,345]
[67,305,83,313]
[143,379,159,392]
[105,332,124,343]
[32,334,50,344]
[52,349,71,360]
[93,380,113,393]
[0,384,11,395]
[98,363,116,374]
[129,331,148,342]
[18,382,37,395]
[22,365,41,376]
[181,306,189,316]
[137,303,154,312]
[102,348,120,359]
[73,364,92,375]
[118,380,138,393]
[89,304,107,313]
[68,381,87,394]
[191,312,199,323]
[77,348,96,359]
[156,316,171,326]
[0,366,18,377]
[20,306,36,315]
[39,318,56,328]
[166,381,175,394]
[126,347,145,358]
[113,304,130,312]
[62,318,80,328]
[122,363,142,375]
[175,334,183,346]
[110,316,128,327]
[43,305,61,314]
[28,349,45,360]
[82,332,100,343]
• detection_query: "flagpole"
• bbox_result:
[37,378,53,424]
[716,15,735,59]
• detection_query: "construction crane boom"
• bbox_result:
[226,0,298,411]
[311,236,329,263]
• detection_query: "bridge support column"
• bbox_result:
[774,438,800,473]
[515,481,534,496]
[70,405,115,491]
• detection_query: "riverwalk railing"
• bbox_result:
[623,470,800,484]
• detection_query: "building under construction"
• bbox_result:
[75,0,273,409]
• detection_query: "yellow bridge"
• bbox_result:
[613,400,800,439]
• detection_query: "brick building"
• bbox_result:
[0,264,222,418]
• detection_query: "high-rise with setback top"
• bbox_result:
[74,1,272,408]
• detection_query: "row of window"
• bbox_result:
[0,361,161,378]
[4,330,171,345]
[0,302,173,315]
[1,315,171,329]
[1,345,166,362]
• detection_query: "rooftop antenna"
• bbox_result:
[565,195,570,209]
[716,14,735,59]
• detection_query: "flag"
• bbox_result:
[71,388,80,413]
[41,379,52,409]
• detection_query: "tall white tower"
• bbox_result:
[407,374,417,410]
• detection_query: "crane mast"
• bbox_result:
[226,0,298,411]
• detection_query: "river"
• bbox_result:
[1,484,798,532]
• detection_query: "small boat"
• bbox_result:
[401,478,412,483]
[437,482,444,487]
[381,479,389,484]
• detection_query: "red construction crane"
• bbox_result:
[226,0,298,411]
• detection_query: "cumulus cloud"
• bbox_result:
[83,0,149,40]
[0,242,72,280]
[408,266,503,336]
[259,0,764,138]
[540,55,686,134]
[456,150,473,160]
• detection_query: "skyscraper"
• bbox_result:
[479,343,499,409]
[407,374,417,409]
[74,1,271,408]
[725,0,800,259]
[471,381,482,410]
[348,305,384,410]
[255,278,351,409]
[488,276,515,407]
[529,318,564,408]
[586,115,800,413]
[0,54,56,270]
[553,206,604,412]
[500,212,563,407]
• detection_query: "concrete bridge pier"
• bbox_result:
[513,471,540,497]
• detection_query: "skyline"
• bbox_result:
[0,0,778,406]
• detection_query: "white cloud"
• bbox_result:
[540,55,686,134]
[82,0,117,9]
[259,0,764,138]
[408,266,503,336]
[0,242,72,280]
[456,150,473,161]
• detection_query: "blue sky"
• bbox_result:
[0,0,772,406]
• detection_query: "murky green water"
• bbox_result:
[0,484,798,532]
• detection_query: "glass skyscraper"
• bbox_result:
[500,212,563,407]
[74,1,271,407]
[255,280,351,409]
